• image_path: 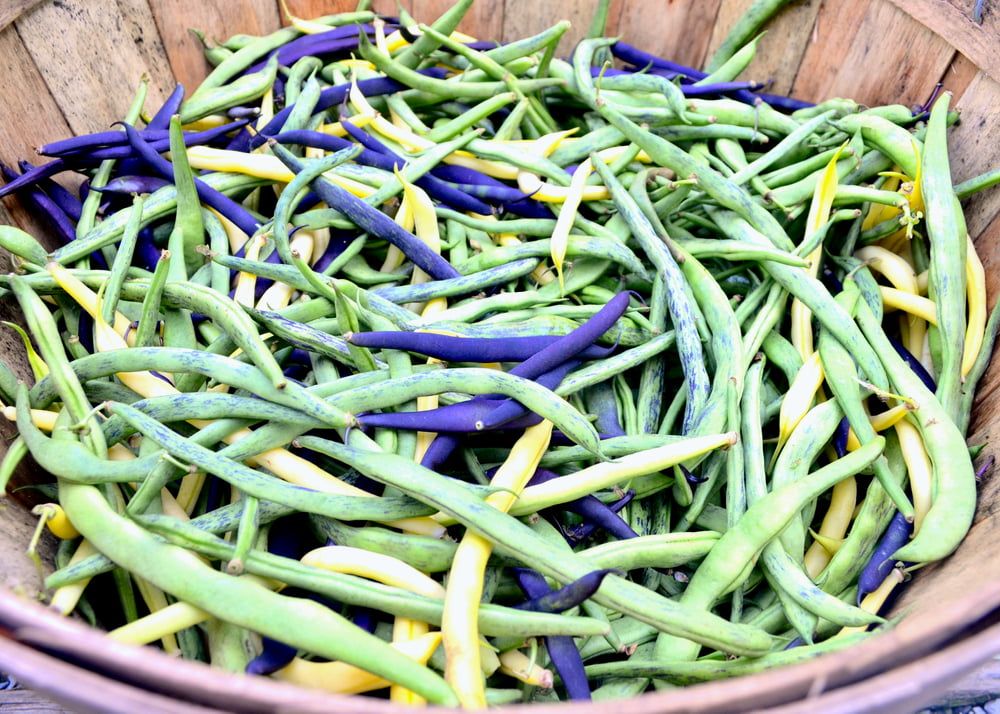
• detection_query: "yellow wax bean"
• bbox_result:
[497,649,553,688]
[838,568,905,637]
[108,601,211,646]
[895,417,933,534]
[774,352,825,464]
[791,147,844,359]
[804,476,857,577]
[275,633,442,695]
[879,287,938,325]
[443,421,553,709]
[962,236,987,377]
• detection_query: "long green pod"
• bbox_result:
[854,292,975,563]
[655,437,885,661]
[922,93,967,422]
[58,480,458,705]
[298,438,776,656]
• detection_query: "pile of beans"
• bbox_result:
[1,0,998,706]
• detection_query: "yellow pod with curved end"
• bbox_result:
[497,649,554,688]
[879,287,938,325]
[962,236,987,377]
[838,568,905,638]
[278,0,333,34]
[2,406,59,432]
[275,632,442,695]
[895,417,933,535]
[845,404,912,451]
[301,546,445,598]
[33,504,79,540]
[804,476,857,577]
[108,601,211,646]
[234,232,266,307]
[443,421,553,709]
[46,262,133,342]
[856,245,925,357]
[773,352,825,464]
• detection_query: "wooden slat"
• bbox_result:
[0,0,43,32]
[148,0,281,92]
[888,0,1000,85]
[502,0,593,53]
[792,0,954,106]
[0,25,75,246]
[609,0,723,70]
[939,51,981,100]
[704,0,822,95]
[283,0,407,19]
[15,0,173,136]
[409,0,503,41]
[948,73,1000,242]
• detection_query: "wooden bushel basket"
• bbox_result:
[1,1,999,711]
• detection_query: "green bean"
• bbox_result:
[834,113,921,177]
[955,166,1000,199]
[959,298,1000,434]
[854,291,975,563]
[134,251,170,348]
[59,479,457,705]
[922,94,967,422]
[582,532,720,570]
[299,438,776,656]
[143,514,606,640]
[311,517,456,573]
[180,57,278,124]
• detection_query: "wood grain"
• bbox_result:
[283,0,407,19]
[149,0,281,92]
[502,0,594,53]
[15,0,173,136]
[0,25,75,243]
[939,51,981,100]
[705,0,822,95]
[410,0,502,40]
[888,0,1000,85]
[792,0,954,106]
[0,0,43,32]
[948,73,1000,242]
[609,0,723,70]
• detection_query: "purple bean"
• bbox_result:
[528,467,638,542]
[148,84,185,131]
[477,359,581,430]
[887,335,936,391]
[610,42,707,80]
[857,511,911,603]
[834,417,850,458]
[345,332,611,362]
[0,159,67,199]
[271,128,492,214]
[513,569,591,700]
[1,163,76,245]
[976,455,994,481]
[244,69,450,150]
[246,637,298,675]
[95,175,173,195]
[562,490,635,545]
[514,567,620,613]
[267,141,459,280]
[242,25,378,76]
[24,165,83,222]
[41,121,248,159]
[120,122,261,237]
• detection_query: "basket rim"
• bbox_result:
[2,576,1000,712]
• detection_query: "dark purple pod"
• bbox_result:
[120,122,261,237]
[267,141,458,280]
[345,332,610,363]
[681,81,765,97]
[514,568,620,613]
[1,163,76,245]
[148,84,186,131]
[242,25,377,76]
[528,467,638,543]
[857,511,911,603]
[19,161,83,221]
[833,417,850,458]
[0,158,66,199]
[887,336,936,391]
[753,90,815,111]
[609,42,707,80]
[513,569,591,700]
